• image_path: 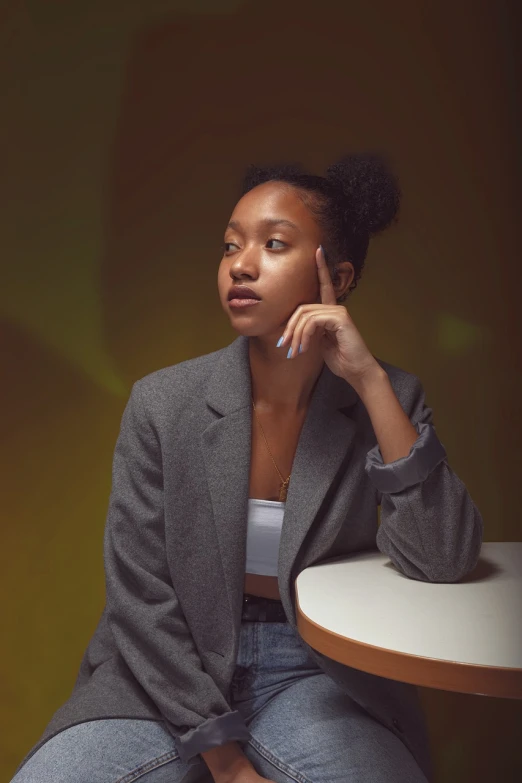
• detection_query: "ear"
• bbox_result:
[333,260,355,299]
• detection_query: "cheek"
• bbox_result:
[298,264,320,296]
[276,255,314,288]
[277,278,317,312]
[217,265,228,294]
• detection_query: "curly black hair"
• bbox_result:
[238,152,401,303]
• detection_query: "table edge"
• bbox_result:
[295,591,522,699]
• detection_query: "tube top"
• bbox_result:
[245,498,285,577]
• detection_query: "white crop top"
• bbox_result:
[245,498,285,577]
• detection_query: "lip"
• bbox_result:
[227,285,261,301]
[228,298,261,309]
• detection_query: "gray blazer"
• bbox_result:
[15,335,484,781]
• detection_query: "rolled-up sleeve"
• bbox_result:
[104,381,251,766]
[365,374,484,583]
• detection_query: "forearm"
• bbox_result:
[352,366,419,464]
[201,740,255,782]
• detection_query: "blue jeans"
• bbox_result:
[12,620,429,782]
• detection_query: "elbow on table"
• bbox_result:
[421,557,480,584]
[386,557,480,584]
[429,513,484,583]
[377,526,483,584]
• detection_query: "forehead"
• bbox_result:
[229,181,317,231]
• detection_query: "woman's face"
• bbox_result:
[217,181,324,340]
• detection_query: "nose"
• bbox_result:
[229,249,258,280]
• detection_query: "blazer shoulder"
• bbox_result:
[373,357,432,425]
[132,345,226,410]
[373,356,423,401]
[374,356,418,383]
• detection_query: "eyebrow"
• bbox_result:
[226,217,301,232]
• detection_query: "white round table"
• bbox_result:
[295,542,522,699]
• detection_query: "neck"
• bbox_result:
[248,335,325,414]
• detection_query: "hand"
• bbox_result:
[209,747,277,783]
[277,245,381,387]
[220,769,275,783]
[217,768,276,783]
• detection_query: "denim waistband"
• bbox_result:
[242,593,287,622]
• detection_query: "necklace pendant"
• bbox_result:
[279,478,290,503]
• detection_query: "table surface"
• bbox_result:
[295,542,522,699]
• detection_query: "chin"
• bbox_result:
[226,317,277,339]
[229,323,264,337]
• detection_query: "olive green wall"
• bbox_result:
[1,1,520,780]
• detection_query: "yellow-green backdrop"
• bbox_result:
[2,1,521,780]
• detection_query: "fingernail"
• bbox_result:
[298,343,302,353]
[287,347,292,358]
[276,336,284,347]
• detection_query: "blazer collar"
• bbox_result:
[201,334,360,630]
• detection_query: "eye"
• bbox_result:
[222,239,286,254]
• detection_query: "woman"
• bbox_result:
[11,153,483,783]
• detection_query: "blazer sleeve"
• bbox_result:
[364,373,484,583]
[103,381,251,766]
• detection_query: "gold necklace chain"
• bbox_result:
[252,398,290,502]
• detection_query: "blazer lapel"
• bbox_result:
[201,335,359,636]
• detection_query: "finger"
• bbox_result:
[291,312,336,358]
[316,245,337,306]
[287,311,309,358]
[288,309,341,358]
[289,311,318,357]
[278,302,314,348]
[279,305,338,353]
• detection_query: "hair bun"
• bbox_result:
[325,152,401,236]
